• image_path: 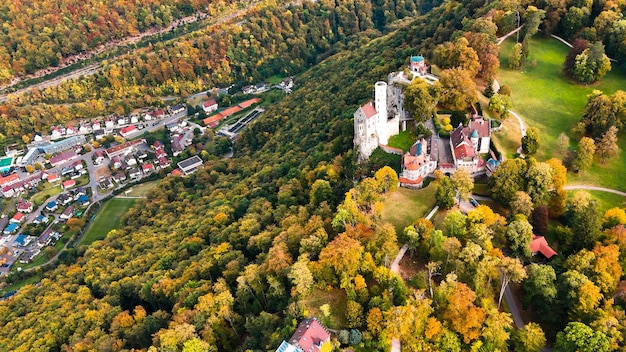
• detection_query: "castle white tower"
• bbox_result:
[375,81,388,145]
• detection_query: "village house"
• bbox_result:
[10,212,24,223]
[72,188,87,201]
[99,178,114,190]
[45,201,59,212]
[57,193,73,206]
[177,155,203,175]
[105,139,146,159]
[202,99,218,114]
[60,206,75,220]
[154,109,166,118]
[49,150,78,167]
[125,155,137,167]
[65,126,77,135]
[51,126,65,139]
[77,194,90,206]
[93,150,105,165]
[129,167,142,179]
[16,200,34,213]
[92,121,101,131]
[141,163,155,174]
[120,125,138,138]
[62,179,76,190]
[46,173,60,183]
[33,214,49,224]
[112,172,127,184]
[170,104,186,115]
[3,222,19,235]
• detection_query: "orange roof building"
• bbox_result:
[238,98,260,109]
[530,235,557,259]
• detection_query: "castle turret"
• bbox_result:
[470,129,479,151]
[375,81,388,145]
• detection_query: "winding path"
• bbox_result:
[563,185,626,196]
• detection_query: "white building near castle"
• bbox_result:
[353,81,400,160]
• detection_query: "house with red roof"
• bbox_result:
[400,137,438,189]
[202,114,223,128]
[17,200,34,213]
[62,179,76,190]
[0,173,20,188]
[120,125,138,138]
[10,212,24,223]
[47,173,60,183]
[238,98,260,109]
[449,116,491,173]
[142,163,155,174]
[202,99,219,114]
[276,318,330,352]
[530,235,557,260]
[49,150,78,167]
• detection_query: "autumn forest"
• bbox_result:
[1,0,626,351]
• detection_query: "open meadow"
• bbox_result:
[79,198,136,246]
[498,36,626,190]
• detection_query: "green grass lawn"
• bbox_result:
[382,183,437,234]
[567,189,626,214]
[123,180,160,197]
[30,184,62,206]
[79,198,136,246]
[498,35,626,190]
[0,274,43,296]
[300,288,347,329]
[387,129,416,152]
[267,75,285,85]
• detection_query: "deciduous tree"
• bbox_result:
[595,126,619,163]
[521,127,540,155]
[573,137,595,173]
[403,78,439,123]
[513,322,546,352]
[438,68,478,111]
[554,322,610,352]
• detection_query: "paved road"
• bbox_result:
[496,25,524,45]
[563,185,626,196]
[389,205,439,352]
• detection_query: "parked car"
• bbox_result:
[469,197,479,207]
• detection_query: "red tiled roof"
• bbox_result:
[120,125,137,134]
[203,99,218,108]
[530,235,557,259]
[454,142,476,159]
[360,101,377,119]
[49,150,78,166]
[218,106,241,118]
[17,201,32,211]
[171,169,183,176]
[63,180,76,188]
[289,318,330,352]
[202,114,223,126]
[238,98,260,109]
[0,174,19,187]
[12,212,24,221]
[142,163,155,171]
[399,176,423,185]
[47,173,60,182]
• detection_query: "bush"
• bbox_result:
[450,110,468,127]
